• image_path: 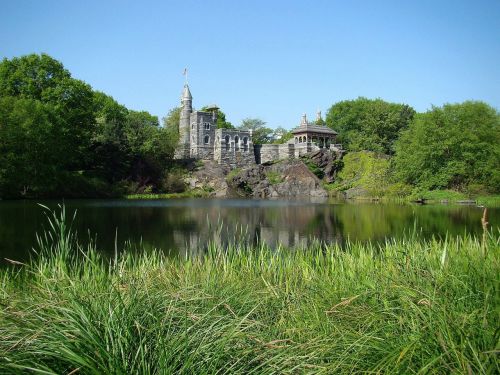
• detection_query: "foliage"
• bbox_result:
[393,101,500,193]
[201,106,234,129]
[265,170,283,185]
[328,151,412,198]
[161,168,186,193]
[303,159,325,179]
[239,117,274,144]
[0,54,181,198]
[325,97,415,155]
[226,168,241,181]
[125,189,210,199]
[0,207,498,373]
[271,126,293,144]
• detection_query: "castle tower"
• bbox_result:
[174,84,192,159]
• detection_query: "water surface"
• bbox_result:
[0,198,497,264]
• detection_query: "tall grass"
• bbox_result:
[0,206,498,374]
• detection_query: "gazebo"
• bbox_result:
[291,113,338,148]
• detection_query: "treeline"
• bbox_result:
[325,97,500,197]
[1,53,498,199]
[0,54,180,199]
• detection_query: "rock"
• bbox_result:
[228,160,327,198]
[185,160,231,197]
[302,149,343,183]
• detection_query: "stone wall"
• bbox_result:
[214,129,255,168]
[258,143,296,164]
[190,111,216,160]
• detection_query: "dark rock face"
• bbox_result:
[187,150,344,198]
[228,160,328,198]
[302,150,343,183]
[186,160,232,197]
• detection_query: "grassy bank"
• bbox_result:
[125,188,211,200]
[0,208,499,374]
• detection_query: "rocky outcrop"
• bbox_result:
[228,160,328,198]
[186,150,343,198]
[185,160,232,197]
[301,149,343,183]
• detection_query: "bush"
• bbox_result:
[161,169,186,193]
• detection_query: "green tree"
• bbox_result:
[0,54,95,168]
[162,107,181,150]
[393,101,500,192]
[239,118,273,144]
[91,92,131,183]
[0,97,55,197]
[200,106,234,129]
[325,98,415,155]
[271,126,293,144]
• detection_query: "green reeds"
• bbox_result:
[0,207,498,374]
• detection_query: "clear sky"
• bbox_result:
[1,0,499,129]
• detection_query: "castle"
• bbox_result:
[174,84,341,167]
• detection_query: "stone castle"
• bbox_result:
[174,84,341,167]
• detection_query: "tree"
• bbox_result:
[271,126,293,144]
[0,53,70,99]
[162,107,181,149]
[325,98,415,155]
[393,101,500,192]
[239,118,273,144]
[200,106,234,129]
[91,92,131,183]
[0,54,95,168]
[0,96,55,197]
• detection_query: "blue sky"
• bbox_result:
[1,0,499,129]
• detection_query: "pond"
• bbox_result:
[0,198,498,264]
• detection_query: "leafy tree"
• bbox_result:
[393,101,500,192]
[271,126,293,144]
[0,97,55,197]
[162,106,181,149]
[201,106,234,129]
[325,98,415,155]
[239,118,273,144]
[0,53,70,99]
[0,54,95,169]
[0,53,177,197]
[90,92,131,183]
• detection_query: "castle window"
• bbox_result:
[225,135,230,150]
[234,136,239,150]
[203,122,210,130]
[295,137,298,144]
[243,137,248,151]
[204,135,210,144]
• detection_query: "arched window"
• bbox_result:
[225,135,230,150]
[203,122,210,130]
[204,135,210,144]
[243,137,248,151]
[295,137,298,144]
[299,136,303,143]
[234,136,239,150]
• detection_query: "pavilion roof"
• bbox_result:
[291,123,338,135]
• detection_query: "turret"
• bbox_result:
[175,84,193,159]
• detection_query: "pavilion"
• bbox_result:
[291,113,338,148]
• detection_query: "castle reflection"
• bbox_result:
[0,198,497,263]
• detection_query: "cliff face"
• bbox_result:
[185,150,343,198]
[228,160,328,198]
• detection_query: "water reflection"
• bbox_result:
[0,199,497,263]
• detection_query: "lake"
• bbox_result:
[0,198,498,264]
